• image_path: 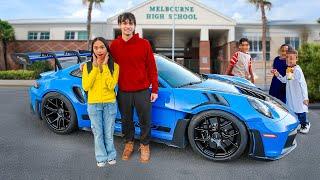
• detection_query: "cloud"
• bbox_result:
[61,0,144,20]
[127,0,134,9]
[232,12,243,20]
[267,0,320,20]
[68,8,104,19]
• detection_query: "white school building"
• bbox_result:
[7,0,320,88]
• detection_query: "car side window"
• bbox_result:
[70,68,82,78]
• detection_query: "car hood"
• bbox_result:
[205,74,256,88]
[184,78,240,94]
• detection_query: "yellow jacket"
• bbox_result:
[82,63,119,104]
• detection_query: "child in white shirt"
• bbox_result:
[272,48,310,134]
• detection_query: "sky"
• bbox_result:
[0,0,319,22]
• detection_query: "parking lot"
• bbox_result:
[1,87,320,180]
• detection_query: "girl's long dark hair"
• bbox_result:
[90,37,114,75]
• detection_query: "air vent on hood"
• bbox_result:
[192,93,229,109]
[236,86,266,100]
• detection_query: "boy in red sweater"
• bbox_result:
[110,12,158,163]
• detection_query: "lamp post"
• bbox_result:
[172,0,176,61]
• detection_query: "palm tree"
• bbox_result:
[83,0,104,50]
[248,0,272,88]
[0,20,15,70]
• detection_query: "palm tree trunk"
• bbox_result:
[0,40,4,70]
[260,2,267,89]
[86,1,94,50]
[3,41,8,70]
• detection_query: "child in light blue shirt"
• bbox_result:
[272,48,310,134]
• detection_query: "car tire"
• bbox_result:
[41,92,77,134]
[188,110,248,161]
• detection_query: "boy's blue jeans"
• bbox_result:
[87,102,117,162]
[295,112,309,127]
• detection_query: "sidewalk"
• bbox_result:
[0,80,34,87]
[309,103,320,110]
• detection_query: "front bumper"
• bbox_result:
[247,112,299,160]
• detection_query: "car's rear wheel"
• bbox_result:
[41,92,77,134]
[188,110,248,161]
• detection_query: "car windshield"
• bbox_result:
[155,55,202,88]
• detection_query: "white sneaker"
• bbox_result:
[97,161,107,167]
[297,124,301,131]
[108,159,116,165]
[300,123,310,134]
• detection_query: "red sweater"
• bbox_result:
[110,33,159,93]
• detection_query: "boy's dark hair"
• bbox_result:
[287,46,298,55]
[280,44,290,49]
[239,38,249,45]
[118,12,136,25]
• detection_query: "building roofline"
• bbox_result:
[237,20,320,26]
[106,0,236,25]
[7,18,105,25]
[7,18,319,27]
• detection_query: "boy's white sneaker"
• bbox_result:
[97,161,107,168]
[108,159,116,165]
[297,124,301,131]
[300,123,310,134]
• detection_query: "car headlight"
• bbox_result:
[33,80,40,89]
[248,97,273,118]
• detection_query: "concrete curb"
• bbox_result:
[309,103,320,110]
[0,80,34,87]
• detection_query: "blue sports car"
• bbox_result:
[18,51,299,161]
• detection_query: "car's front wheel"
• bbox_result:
[41,92,77,134]
[188,110,248,161]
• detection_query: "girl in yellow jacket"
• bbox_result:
[82,37,119,167]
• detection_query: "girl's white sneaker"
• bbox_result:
[97,161,107,167]
[108,159,116,165]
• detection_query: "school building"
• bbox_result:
[5,0,320,88]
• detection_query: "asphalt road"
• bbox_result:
[1,87,320,180]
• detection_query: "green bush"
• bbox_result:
[298,43,320,102]
[0,70,35,80]
[27,61,53,78]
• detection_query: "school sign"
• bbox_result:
[146,6,197,20]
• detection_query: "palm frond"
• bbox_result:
[82,0,88,5]
[248,0,272,10]
[263,1,272,10]
[83,0,104,8]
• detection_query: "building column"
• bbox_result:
[199,28,210,73]
[227,27,236,66]
[228,27,235,42]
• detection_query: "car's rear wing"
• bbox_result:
[12,50,92,71]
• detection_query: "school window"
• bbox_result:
[28,32,38,40]
[40,32,50,40]
[246,36,270,61]
[78,31,88,40]
[285,37,300,49]
[65,31,76,40]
